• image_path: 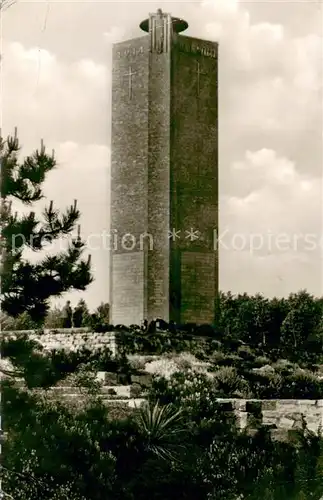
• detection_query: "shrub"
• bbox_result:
[213,366,250,398]
[191,348,208,361]
[209,350,226,364]
[130,384,142,398]
[273,359,298,370]
[242,370,283,399]
[237,345,255,361]
[104,372,118,386]
[127,355,148,372]
[149,370,214,406]
[281,370,323,399]
[144,358,179,379]
[210,353,243,369]
[253,356,271,368]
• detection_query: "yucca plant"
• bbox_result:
[135,400,186,462]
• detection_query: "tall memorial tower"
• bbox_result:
[110,9,218,326]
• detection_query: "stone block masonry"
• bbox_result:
[3,328,119,358]
[215,399,323,435]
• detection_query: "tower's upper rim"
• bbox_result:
[139,15,188,34]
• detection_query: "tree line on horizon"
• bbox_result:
[2,290,322,357]
[0,299,110,331]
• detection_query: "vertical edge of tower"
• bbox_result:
[146,12,172,322]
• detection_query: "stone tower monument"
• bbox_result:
[110,9,218,326]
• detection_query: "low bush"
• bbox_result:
[253,356,271,368]
[213,366,251,398]
[210,353,244,370]
[243,371,283,399]
[237,345,255,361]
[104,372,118,386]
[280,370,323,399]
[130,384,142,398]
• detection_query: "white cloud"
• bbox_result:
[75,59,106,82]
[202,0,239,16]
[3,41,109,146]
[220,149,322,291]
[103,26,125,44]
[202,2,321,142]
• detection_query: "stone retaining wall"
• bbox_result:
[215,399,323,434]
[3,328,119,358]
[36,385,323,433]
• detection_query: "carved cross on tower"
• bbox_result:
[125,66,136,99]
[196,61,207,96]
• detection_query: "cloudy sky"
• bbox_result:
[2,0,322,311]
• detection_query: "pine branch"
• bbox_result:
[1,200,81,256]
[1,244,92,321]
[0,132,93,324]
[1,135,55,203]
[29,199,81,250]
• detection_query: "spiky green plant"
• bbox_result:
[136,400,186,461]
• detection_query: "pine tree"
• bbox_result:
[0,130,92,325]
[0,131,95,498]
[0,130,95,387]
